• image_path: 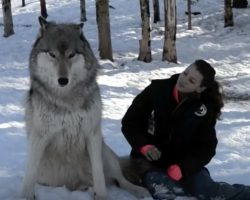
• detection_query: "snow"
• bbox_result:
[0,0,250,199]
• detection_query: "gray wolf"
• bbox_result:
[21,17,149,200]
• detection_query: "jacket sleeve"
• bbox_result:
[121,83,154,152]
[178,112,218,178]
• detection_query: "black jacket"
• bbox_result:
[121,74,218,178]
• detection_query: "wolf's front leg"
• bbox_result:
[21,134,49,200]
[87,128,107,200]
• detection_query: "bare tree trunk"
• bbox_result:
[162,0,177,63]
[187,0,192,30]
[96,0,113,61]
[138,0,152,63]
[224,0,234,27]
[22,0,25,7]
[80,0,87,22]
[40,0,48,19]
[153,0,160,23]
[2,0,14,37]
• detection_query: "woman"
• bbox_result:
[121,59,250,200]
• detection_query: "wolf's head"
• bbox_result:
[29,17,99,96]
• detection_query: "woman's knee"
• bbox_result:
[184,168,219,199]
[143,170,186,198]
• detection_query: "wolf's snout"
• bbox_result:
[58,77,69,86]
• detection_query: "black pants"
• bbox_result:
[143,168,250,200]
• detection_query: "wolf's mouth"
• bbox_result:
[58,77,69,87]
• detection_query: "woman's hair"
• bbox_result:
[194,59,224,119]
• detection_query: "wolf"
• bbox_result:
[21,17,149,200]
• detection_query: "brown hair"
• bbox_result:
[194,59,224,119]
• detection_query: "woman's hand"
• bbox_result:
[140,144,162,161]
[167,164,183,181]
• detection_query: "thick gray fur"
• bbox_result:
[21,17,149,200]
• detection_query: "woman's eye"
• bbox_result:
[68,53,76,58]
[48,52,56,58]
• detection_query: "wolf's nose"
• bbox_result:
[58,77,69,86]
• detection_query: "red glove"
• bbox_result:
[140,144,161,161]
[167,164,182,181]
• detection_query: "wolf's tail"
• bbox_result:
[119,156,153,186]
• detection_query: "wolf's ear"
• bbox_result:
[39,16,48,29]
[79,23,84,29]
[78,23,84,35]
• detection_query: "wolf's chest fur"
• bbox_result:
[27,93,101,152]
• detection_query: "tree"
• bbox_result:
[162,0,177,63]
[224,0,234,27]
[22,0,25,7]
[153,0,160,23]
[138,0,152,63]
[96,0,113,61]
[80,0,87,22]
[40,0,48,18]
[2,0,14,37]
[187,0,192,30]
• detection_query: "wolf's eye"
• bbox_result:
[48,52,56,58]
[68,53,76,58]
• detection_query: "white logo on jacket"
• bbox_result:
[148,110,155,135]
[194,104,207,116]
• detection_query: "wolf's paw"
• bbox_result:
[88,188,107,200]
[133,186,151,198]
[21,186,36,200]
[94,194,107,200]
[21,193,36,200]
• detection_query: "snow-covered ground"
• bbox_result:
[0,0,250,199]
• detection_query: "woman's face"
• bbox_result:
[176,63,206,93]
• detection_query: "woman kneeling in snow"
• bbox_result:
[121,59,250,200]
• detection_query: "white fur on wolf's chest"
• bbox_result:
[31,99,101,150]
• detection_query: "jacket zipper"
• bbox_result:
[168,98,189,142]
